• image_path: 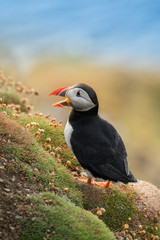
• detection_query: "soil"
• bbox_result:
[0,155,40,240]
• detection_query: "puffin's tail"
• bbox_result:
[127,171,137,183]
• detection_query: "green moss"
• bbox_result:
[19,192,115,240]
[80,184,135,230]
[17,114,80,169]
[19,218,47,240]
[104,188,135,229]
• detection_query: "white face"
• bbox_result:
[66,87,96,111]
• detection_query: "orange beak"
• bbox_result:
[49,86,71,107]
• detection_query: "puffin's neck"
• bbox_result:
[69,105,98,124]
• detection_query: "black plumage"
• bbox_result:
[68,84,137,183]
[69,110,136,183]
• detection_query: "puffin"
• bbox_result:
[49,83,137,186]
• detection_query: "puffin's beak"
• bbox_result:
[49,87,71,107]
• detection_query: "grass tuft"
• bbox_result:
[19,192,116,240]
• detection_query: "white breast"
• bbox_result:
[64,121,73,150]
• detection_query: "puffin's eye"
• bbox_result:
[76,91,81,97]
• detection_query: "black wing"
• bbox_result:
[71,116,136,183]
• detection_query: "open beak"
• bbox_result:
[49,87,71,107]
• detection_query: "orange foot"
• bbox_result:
[77,177,111,188]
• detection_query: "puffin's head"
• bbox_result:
[49,83,98,112]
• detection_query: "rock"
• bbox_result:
[11,176,16,182]
[128,180,160,220]
[125,234,133,240]
[117,237,123,240]
[9,226,15,231]
[17,183,22,188]
[15,215,22,219]
[4,188,11,192]
[0,178,4,183]
[16,190,22,195]
[25,189,30,192]
[81,171,87,177]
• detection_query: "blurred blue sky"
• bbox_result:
[0,0,160,69]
